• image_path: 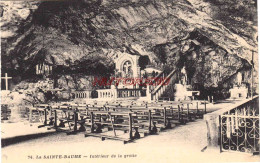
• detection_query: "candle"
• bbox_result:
[235,111,238,129]
[42,63,45,73]
[36,65,38,74]
[227,117,231,138]
[231,116,235,133]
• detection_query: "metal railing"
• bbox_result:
[219,96,259,154]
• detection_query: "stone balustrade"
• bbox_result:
[117,89,141,98]
[73,90,92,99]
[96,88,141,100]
[97,89,117,99]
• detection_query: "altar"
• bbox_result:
[229,72,249,99]
[174,66,200,101]
[229,86,248,99]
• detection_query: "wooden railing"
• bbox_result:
[204,96,259,154]
[150,69,179,101]
[148,71,166,92]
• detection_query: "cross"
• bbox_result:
[123,61,131,75]
[1,73,12,91]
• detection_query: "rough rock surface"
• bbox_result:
[0,0,258,93]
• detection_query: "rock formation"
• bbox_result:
[0,0,258,96]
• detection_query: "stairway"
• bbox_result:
[148,69,179,101]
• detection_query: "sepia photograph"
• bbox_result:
[0,0,259,162]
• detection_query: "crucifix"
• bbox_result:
[123,61,132,76]
[1,73,12,91]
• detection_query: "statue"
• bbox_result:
[237,72,242,86]
[180,66,187,85]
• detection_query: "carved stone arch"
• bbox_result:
[120,57,135,70]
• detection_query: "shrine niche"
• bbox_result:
[113,50,153,89]
[36,63,53,75]
[229,71,249,99]
[114,51,142,79]
[122,60,133,78]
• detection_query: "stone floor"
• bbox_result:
[2,118,259,163]
[1,122,56,140]
[1,98,259,163]
[0,100,228,140]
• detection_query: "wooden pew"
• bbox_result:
[85,111,145,144]
[33,99,207,144]
[35,104,86,135]
[35,104,51,128]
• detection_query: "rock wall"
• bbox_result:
[1,0,257,94]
